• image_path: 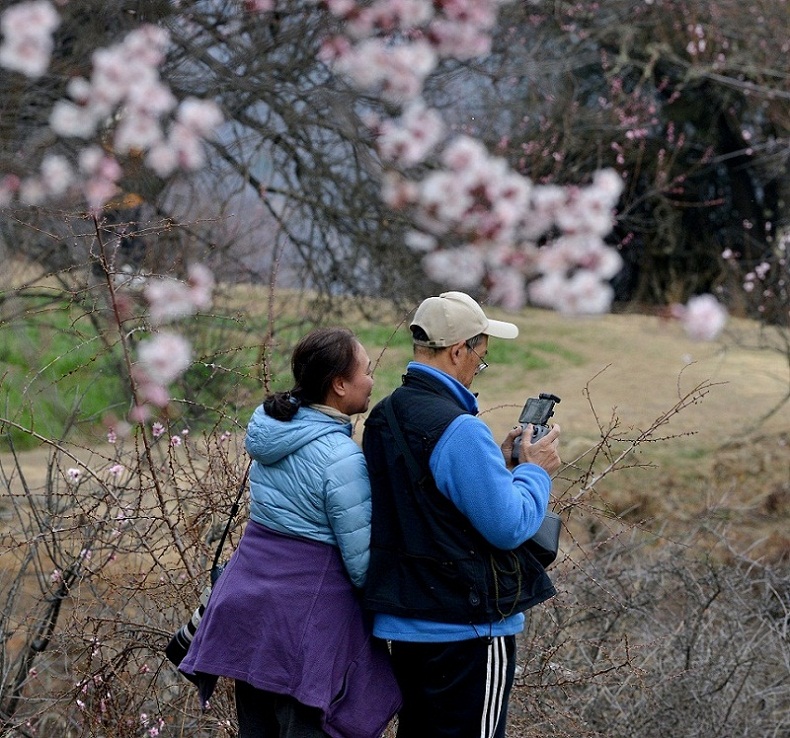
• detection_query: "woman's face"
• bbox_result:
[340,341,374,415]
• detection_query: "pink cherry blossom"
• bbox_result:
[538,235,623,280]
[108,464,124,477]
[135,379,171,409]
[487,267,527,311]
[0,0,60,78]
[144,264,214,325]
[381,172,419,210]
[19,178,46,205]
[120,24,170,67]
[128,80,177,118]
[529,270,615,315]
[429,20,491,59]
[166,123,208,171]
[40,154,73,195]
[78,147,122,212]
[145,144,179,177]
[144,277,197,326]
[50,100,98,139]
[555,172,623,236]
[343,0,435,38]
[417,170,472,228]
[136,332,192,386]
[441,135,488,172]
[672,294,728,341]
[114,113,165,154]
[376,102,445,167]
[422,246,486,288]
[187,263,215,310]
[177,98,223,137]
[404,229,437,252]
[334,38,438,103]
[323,0,357,15]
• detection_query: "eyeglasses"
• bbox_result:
[465,343,488,374]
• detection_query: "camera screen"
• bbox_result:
[518,397,554,425]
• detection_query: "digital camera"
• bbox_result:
[511,392,561,463]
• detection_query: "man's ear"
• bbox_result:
[450,341,466,365]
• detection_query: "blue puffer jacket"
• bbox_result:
[244,404,371,588]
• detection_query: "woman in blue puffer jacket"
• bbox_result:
[179,327,401,738]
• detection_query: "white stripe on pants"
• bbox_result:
[480,636,508,738]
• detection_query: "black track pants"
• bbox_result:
[390,635,516,738]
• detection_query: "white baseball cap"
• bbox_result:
[410,291,519,347]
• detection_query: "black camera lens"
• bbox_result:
[164,585,212,667]
[165,627,190,666]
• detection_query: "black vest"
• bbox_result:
[362,370,555,623]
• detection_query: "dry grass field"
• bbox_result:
[497,308,790,562]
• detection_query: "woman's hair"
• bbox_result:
[263,327,359,421]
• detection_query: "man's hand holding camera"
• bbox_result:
[521,423,561,474]
[502,424,561,475]
[502,392,562,475]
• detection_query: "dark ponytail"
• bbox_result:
[262,391,302,421]
[263,327,358,421]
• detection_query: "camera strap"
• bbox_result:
[210,459,252,583]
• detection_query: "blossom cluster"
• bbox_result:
[132,332,193,415]
[0,0,59,77]
[318,0,507,103]
[312,0,628,314]
[0,1,223,421]
[128,264,215,421]
[0,3,223,212]
[723,233,787,326]
[308,0,728,334]
[140,711,165,737]
[382,135,625,313]
[144,263,215,326]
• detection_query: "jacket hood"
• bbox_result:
[245,404,352,465]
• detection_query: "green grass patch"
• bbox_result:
[1,303,128,448]
[486,337,584,372]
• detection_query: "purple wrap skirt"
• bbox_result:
[179,521,401,738]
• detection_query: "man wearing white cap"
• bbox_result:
[362,291,561,738]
